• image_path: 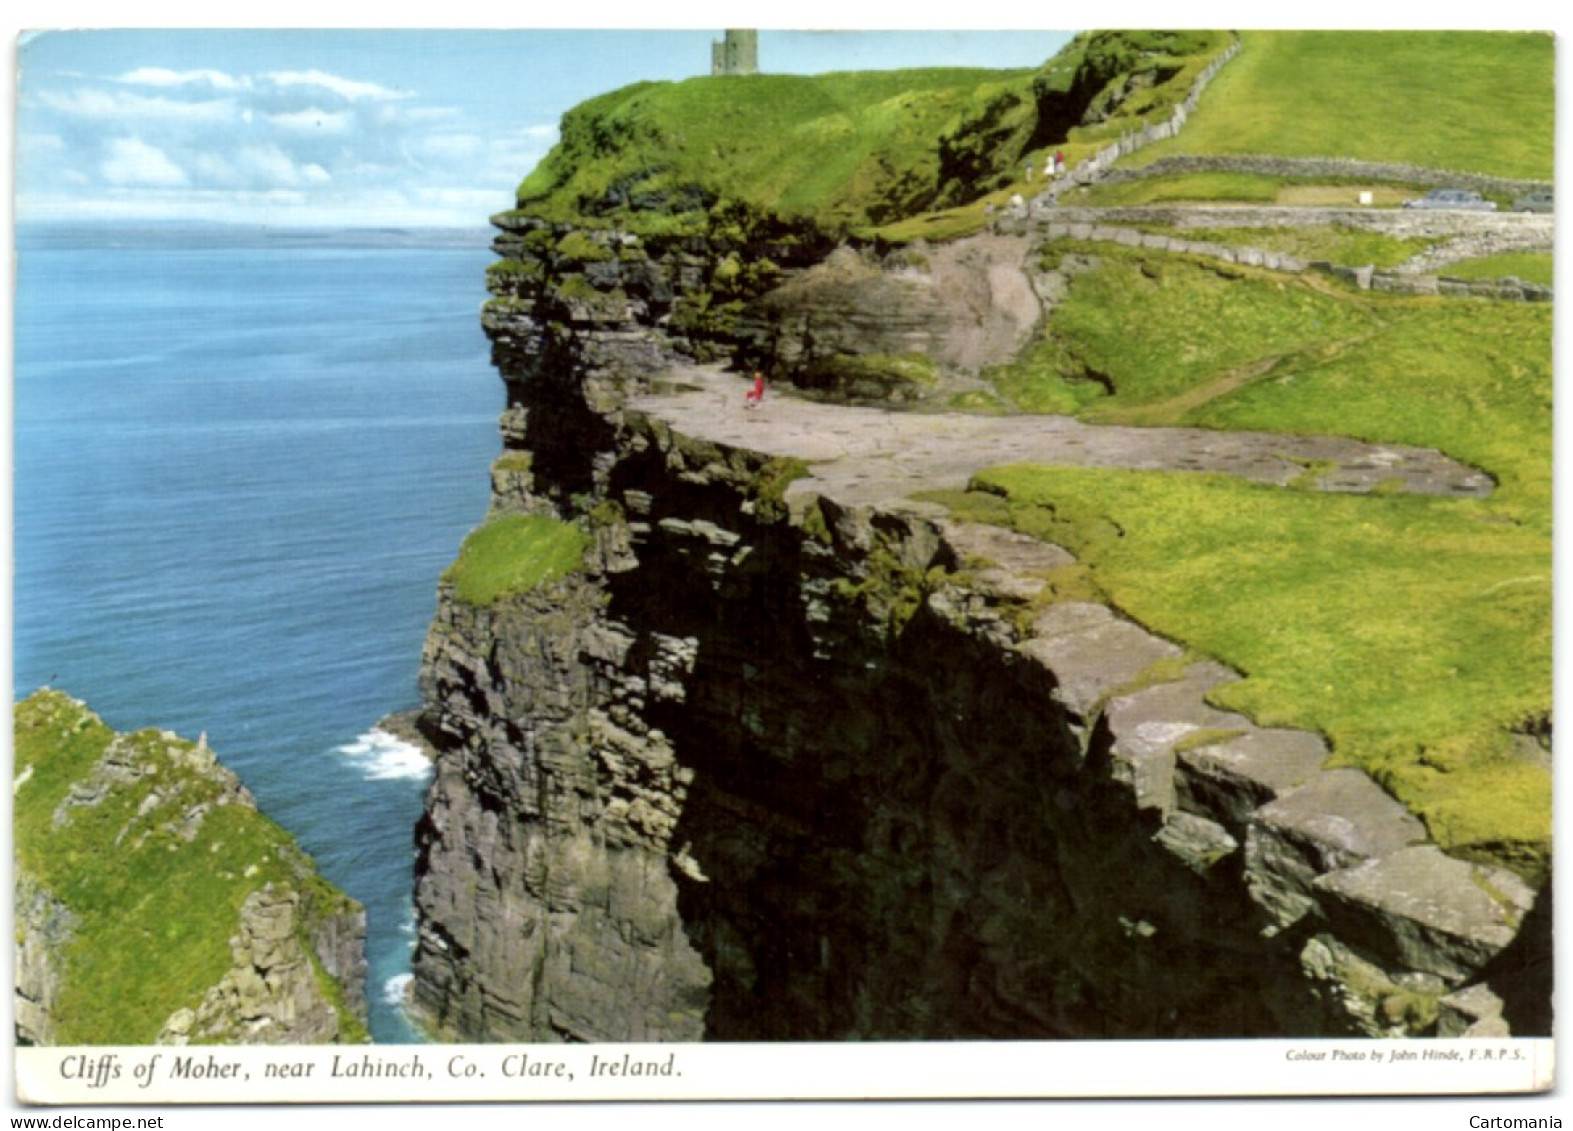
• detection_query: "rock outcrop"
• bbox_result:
[12,690,369,1045]
[407,208,1548,1043]
[159,885,366,1045]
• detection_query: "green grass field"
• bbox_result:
[1134,31,1553,180]
[444,513,590,606]
[1080,172,1283,206]
[1442,252,1554,287]
[1078,175,1434,210]
[505,30,1554,876]
[948,464,1549,877]
[957,242,1551,875]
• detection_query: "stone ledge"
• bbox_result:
[1018,614,1182,719]
[1315,847,1536,982]
[1245,768,1429,931]
[1176,728,1329,832]
[1101,660,1251,815]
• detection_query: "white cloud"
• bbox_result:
[340,160,404,181]
[18,132,67,156]
[484,138,553,185]
[264,69,410,102]
[21,52,524,228]
[189,152,239,186]
[117,67,247,91]
[268,108,355,134]
[37,87,236,124]
[235,143,318,188]
[415,186,516,209]
[100,137,189,187]
[20,181,495,228]
[411,134,483,163]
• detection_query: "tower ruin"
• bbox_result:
[711,29,759,76]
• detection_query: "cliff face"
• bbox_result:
[408,212,1547,1042]
[158,884,367,1045]
[12,690,369,1045]
[14,875,76,1046]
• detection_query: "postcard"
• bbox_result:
[8,18,1559,1120]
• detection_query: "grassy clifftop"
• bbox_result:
[517,68,1031,231]
[13,690,367,1044]
[491,31,1552,877]
[512,30,1552,235]
[511,31,1232,235]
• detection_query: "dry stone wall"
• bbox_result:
[1024,210,1553,302]
[1101,155,1551,201]
[1068,37,1243,185]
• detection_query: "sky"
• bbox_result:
[13,28,1076,229]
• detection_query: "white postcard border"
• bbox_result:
[15,1038,1555,1106]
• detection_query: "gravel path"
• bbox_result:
[632,367,1494,510]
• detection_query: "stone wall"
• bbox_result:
[1101,155,1552,200]
[1038,204,1553,241]
[1029,213,1552,302]
[1068,37,1242,185]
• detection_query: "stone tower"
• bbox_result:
[711,29,759,76]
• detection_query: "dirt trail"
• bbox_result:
[1108,328,1387,427]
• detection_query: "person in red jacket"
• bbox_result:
[744,372,766,409]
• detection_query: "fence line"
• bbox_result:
[1067,36,1243,185]
[1030,219,1552,302]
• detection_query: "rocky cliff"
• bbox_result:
[12,690,369,1045]
[407,205,1548,1042]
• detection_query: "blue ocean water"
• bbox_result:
[12,227,502,1042]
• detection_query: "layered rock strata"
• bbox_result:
[408,214,1548,1042]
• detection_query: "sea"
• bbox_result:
[11,223,504,1042]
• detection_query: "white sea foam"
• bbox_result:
[336,728,433,781]
[382,973,414,1006]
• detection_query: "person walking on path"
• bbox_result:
[744,371,766,409]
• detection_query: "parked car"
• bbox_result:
[1512,191,1553,213]
[1402,189,1498,211]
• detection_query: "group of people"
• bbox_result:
[1024,149,1068,182]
